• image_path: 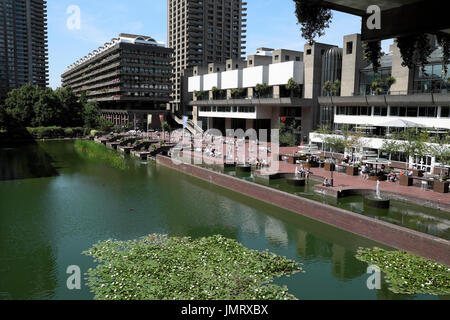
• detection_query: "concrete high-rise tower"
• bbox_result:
[0,0,48,100]
[167,0,247,114]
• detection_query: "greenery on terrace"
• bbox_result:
[356,247,450,296]
[83,234,303,300]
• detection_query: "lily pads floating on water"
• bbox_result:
[83,234,303,300]
[356,247,450,296]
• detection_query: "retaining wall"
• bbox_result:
[156,155,450,266]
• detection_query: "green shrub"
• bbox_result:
[26,126,65,139]
[64,128,74,137]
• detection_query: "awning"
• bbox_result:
[378,119,425,128]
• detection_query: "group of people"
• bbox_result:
[254,158,269,169]
[295,166,312,180]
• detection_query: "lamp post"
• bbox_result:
[330,157,334,187]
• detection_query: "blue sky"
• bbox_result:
[48,0,392,89]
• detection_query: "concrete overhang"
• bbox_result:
[319,93,450,107]
[307,0,450,41]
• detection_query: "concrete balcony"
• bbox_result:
[189,97,312,107]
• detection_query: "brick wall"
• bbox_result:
[156,155,450,266]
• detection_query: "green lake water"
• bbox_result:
[0,140,447,300]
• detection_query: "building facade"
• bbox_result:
[310,34,450,173]
[61,34,173,130]
[167,0,247,114]
[0,0,48,100]
[187,48,315,140]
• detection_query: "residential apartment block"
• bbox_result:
[167,0,247,114]
[0,0,48,100]
[61,34,173,130]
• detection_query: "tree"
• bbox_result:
[322,80,332,96]
[345,130,366,164]
[437,34,450,77]
[381,139,401,161]
[362,41,382,73]
[385,76,396,93]
[4,83,40,125]
[323,136,345,160]
[294,0,333,45]
[429,137,450,176]
[83,101,101,129]
[286,78,301,97]
[31,87,59,127]
[331,80,341,96]
[371,78,384,95]
[97,117,114,133]
[0,105,8,130]
[396,34,433,72]
[255,83,270,97]
[396,129,430,170]
[55,86,84,127]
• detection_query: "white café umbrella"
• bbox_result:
[378,119,425,128]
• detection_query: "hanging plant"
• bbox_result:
[294,0,333,45]
[362,41,382,73]
[396,34,433,72]
[436,34,450,77]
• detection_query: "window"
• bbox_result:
[285,55,290,61]
[306,49,311,55]
[441,107,450,118]
[346,41,353,54]
[374,107,387,116]
[274,55,279,61]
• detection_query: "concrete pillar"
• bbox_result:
[225,118,232,130]
[390,41,414,94]
[273,85,280,99]
[248,87,254,99]
[341,34,367,96]
[245,119,254,131]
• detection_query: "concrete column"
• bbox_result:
[271,106,280,130]
[248,87,254,99]
[341,34,367,97]
[273,85,280,99]
[225,118,232,130]
[227,89,232,99]
[390,41,414,94]
[245,119,254,131]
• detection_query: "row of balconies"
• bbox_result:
[189,61,304,92]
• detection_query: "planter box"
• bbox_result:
[434,180,449,193]
[399,175,413,186]
[346,166,359,176]
[413,169,424,177]
[324,163,335,172]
